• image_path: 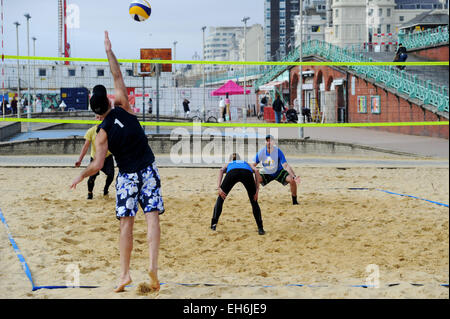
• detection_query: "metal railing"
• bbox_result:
[195,65,267,87]
[398,25,449,50]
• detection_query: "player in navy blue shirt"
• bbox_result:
[70,31,162,293]
[251,135,301,205]
[211,153,265,235]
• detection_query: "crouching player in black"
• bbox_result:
[211,153,265,235]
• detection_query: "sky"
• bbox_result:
[2,0,264,61]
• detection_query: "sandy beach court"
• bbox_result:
[0,165,448,299]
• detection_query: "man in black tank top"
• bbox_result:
[70,31,163,293]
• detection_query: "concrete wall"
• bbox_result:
[0,135,415,157]
[0,122,21,141]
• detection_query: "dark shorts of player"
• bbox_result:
[260,169,289,186]
[115,162,165,220]
[90,155,114,177]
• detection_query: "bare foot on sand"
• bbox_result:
[114,274,132,293]
[149,270,160,292]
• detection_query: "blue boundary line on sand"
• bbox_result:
[0,207,98,291]
[347,188,449,207]
[375,189,449,208]
[1,207,448,291]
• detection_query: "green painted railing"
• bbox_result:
[255,40,449,113]
[398,26,449,50]
[195,66,266,87]
[254,48,301,92]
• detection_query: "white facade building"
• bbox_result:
[237,24,265,63]
[295,14,327,45]
[204,26,244,72]
[324,0,448,50]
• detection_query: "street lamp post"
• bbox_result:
[242,16,249,123]
[32,36,36,112]
[24,13,32,132]
[173,40,177,117]
[14,21,21,119]
[201,26,206,122]
[298,1,304,138]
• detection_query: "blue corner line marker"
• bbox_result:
[375,189,449,208]
[1,207,448,291]
[348,188,449,208]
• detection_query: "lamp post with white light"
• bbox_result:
[201,26,206,122]
[173,40,177,116]
[14,21,21,118]
[242,17,250,123]
[298,1,304,138]
[24,13,32,131]
[32,36,37,110]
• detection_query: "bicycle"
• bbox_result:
[189,108,202,122]
[188,108,218,123]
[206,109,218,123]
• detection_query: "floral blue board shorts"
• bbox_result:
[115,162,165,220]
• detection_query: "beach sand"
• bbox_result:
[0,166,448,299]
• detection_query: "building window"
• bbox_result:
[386,24,391,33]
[377,25,382,34]
[387,8,391,17]
[368,8,373,16]
[335,25,339,38]
[126,69,133,76]
[357,96,367,113]
[378,8,382,17]
[335,9,339,18]
[399,16,404,22]
[97,69,105,77]
[68,69,76,77]
[370,95,381,114]
[38,68,46,77]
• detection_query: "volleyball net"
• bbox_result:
[0,56,448,133]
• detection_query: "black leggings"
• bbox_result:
[212,169,263,229]
[87,155,115,193]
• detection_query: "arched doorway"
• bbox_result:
[315,70,324,121]
[291,73,299,107]
[324,76,337,123]
[326,76,334,91]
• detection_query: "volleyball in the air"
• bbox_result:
[129,0,152,22]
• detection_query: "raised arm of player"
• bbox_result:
[104,31,133,114]
[70,129,108,190]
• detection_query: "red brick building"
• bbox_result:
[283,46,449,139]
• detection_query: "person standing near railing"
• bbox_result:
[394,43,408,70]
[259,94,267,119]
[182,98,190,118]
[224,93,231,121]
[219,97,226,121]
[272,92,286,124]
